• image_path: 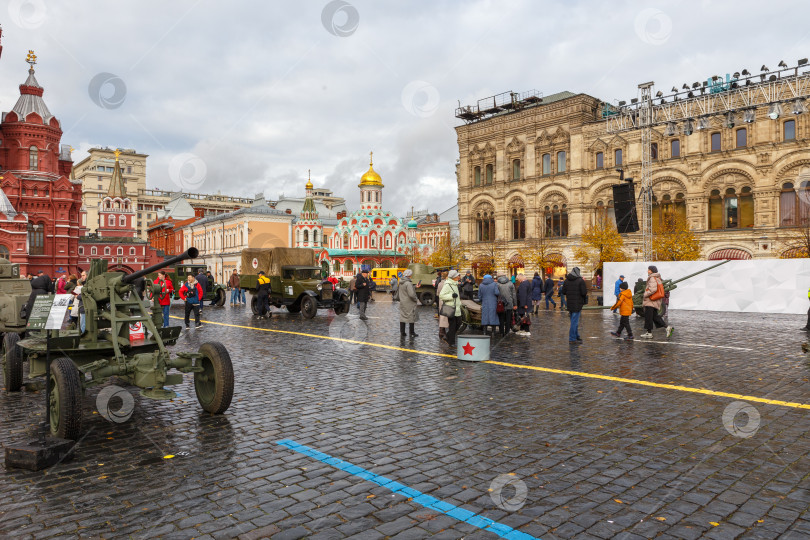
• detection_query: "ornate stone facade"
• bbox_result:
[456,90,810,274]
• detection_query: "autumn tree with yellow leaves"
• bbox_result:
[652,213,701,261]
[780,222,810,258]
[427,236,467,268]
[574,219,629,272]
[518,233,556,277]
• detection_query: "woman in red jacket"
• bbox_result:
[179,275,203,329]
[156,271,174,328]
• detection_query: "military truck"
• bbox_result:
[0,257,32,392]
[147,263,227,306]
[240,248,350,318]
[407,263,439,306]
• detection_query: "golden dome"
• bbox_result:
[359,151,384,187]
[305,169,313,190]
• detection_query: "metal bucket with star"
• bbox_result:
[456,335,490,362]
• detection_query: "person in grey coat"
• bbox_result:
[398,270,419,337]
[496,275,518,336]
[477,274,500,336]
[390,274,399,301]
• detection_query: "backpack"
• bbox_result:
[185,284,197,300]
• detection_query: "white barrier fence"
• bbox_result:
[603,259,810,315]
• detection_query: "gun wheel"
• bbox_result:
[301,295,317,319]
[333,294,349,315]
[457,322,468,335]
[2,332,23,392]
[419,292,435,306]
[195,342,234,414]
[49,357,83,440]
[250,295,260,315]
[214,289,226,307]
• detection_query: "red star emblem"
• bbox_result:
[462,342,475,355]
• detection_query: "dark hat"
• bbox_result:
[620,281,628,290]
[258,271,265,275]
[619,275,625,278]
[37,269,44,274]
[648,265,658,273]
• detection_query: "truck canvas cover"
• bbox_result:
[241,248,317,276]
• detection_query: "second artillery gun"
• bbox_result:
[0,257,32,392]
[13,247,235,440]
[587,260,730,315]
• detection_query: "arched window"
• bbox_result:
[314,229,319,246]
[333,261,340,273]
[29,146,38,170]
[117,247,123,255]
[370,235,376,248]
[344,260,353,272]
[557,151,566,173]
[596,200,616,225]
[709,187,754,229]
[0,245,8,259]
[511,208,526,239]
[28,223,44,255]
[342,233,349,249]
[130,247,136,255]
[724,188,739,228]
[119,216,126,226]
[91,247,97,256]
[614,149,623,166]
[542,153,551,175]
[544,205,568,237]
[651,142,658,160]
[108,215,115,226]
[711,132,722,152]
[476,211,495,241]
[303,230,309,244]
[485,164,493,185]
[671,140,680,157]
[708,190,723,229]
[780,182,810,226]
[474,166,481,187]
[512,160,520,181]
[104,247,110,255]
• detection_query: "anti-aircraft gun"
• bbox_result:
[14,248,235,440]
[587,260,731,315]
[0,257,32,391]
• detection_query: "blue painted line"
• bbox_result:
[276,439,540,540]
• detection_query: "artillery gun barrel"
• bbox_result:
[666,259,730,286]
[121,247,200,285]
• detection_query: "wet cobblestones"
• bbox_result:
[2,294,810,538]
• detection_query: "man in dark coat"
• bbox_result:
[195,270,208,312]
[22,270,52,319]
[560,267,588,343]
[354,268,371,320]
[460,271,475,300]
[543,275,557,310]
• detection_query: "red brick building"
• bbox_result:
[146,192,198,256]
[78,150,162,273]
[0,49,82,275]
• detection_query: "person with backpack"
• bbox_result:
[496,275,517,336]
[640,265,673,339]
[179,275,203,329]
[255,271,272,318]
[610,281,634,340]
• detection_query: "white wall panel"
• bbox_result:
[602,259,810,314]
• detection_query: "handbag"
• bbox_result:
[496,299,505,313]
[649,279,665,301]
[440,302,456,318]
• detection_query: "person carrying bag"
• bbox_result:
[439,270,462,347]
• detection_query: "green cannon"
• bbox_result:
[14,247,235,440]
[0,257,32,391]
[587,260,730,315]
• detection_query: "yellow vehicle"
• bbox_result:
[370,267,407,288]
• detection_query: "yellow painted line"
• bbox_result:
[174,316,810,411]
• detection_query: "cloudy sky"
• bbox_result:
[1,0,807,217]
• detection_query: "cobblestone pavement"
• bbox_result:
[2,293,810,539]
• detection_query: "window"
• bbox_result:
[544,204,568,237]
[740,187,754,228]
[370,236,376,248]
[29,146,38,170]
[780,182,810,226]
[512,159,520,181]
[557,151,566,173]
[711,132,722,152]
[709,187,753,229]
[117,247,123,255]
[78,247,84,255]
[28,223,44,255]
[104,247,110,255]
[344,260,353,272]
[736,128,747,148]
[127,166,132,174]
[614,149,622,166]
[511,208,526,240]
[485,164,493,185]
[0,245,8,259]
[91,247,97,256]
[542,153,551,175]
[476,211,495,241]
[651,143,658,160]
[595,200,616,225]
[671,139,680,158]
[784,120,796,141]
[474,166,481,187]
[724,188,738,228]
[333,261,340,273]
[108,215,115,226]
[119,216,126,226]
[303,230,309,244]
[130,247,136,255]
[596,152,604,169]
[709,190,723,229]
[342,233,349,249]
